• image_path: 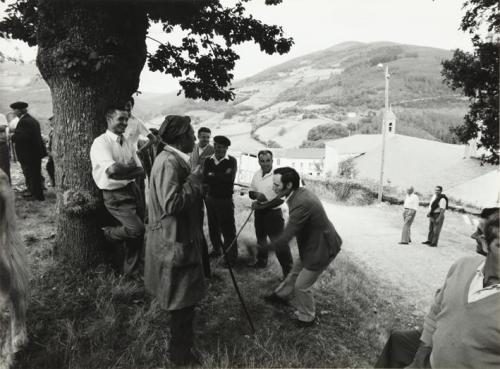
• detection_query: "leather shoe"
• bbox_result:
[398,242,409,245]
[294,317,318,328]
[262,293,289,306]
[428,243,437,247]
[422,241,431,245]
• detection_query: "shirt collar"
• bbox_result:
[105,129,123,143]
[260,168,273,178]
[167,145,191,164]
[211,153,229,165]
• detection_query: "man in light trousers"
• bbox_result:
[254,167,342,327]
[399,186,419,245]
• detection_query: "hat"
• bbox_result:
[10,101,28,110]
[158,115,191,144]
[214,135,231,147]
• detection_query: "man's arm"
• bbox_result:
[106,159,144,180]
[267,203,310,251]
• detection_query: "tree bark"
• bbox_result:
[36,1,148,269]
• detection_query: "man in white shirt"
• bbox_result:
[422,185,448,247]
[399,186,419,245]
[248,150,293,277]
[90,106,145,274]
[123,97,156,150]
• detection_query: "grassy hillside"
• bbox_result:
[1,42,468,149]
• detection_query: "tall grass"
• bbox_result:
[14,194,422,368]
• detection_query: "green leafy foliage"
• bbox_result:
[441,0,499,163]
[0,0,293,101]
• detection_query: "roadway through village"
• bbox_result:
[321,200,476,313]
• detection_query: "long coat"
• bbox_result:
[272,187,342,271]
[12,114,46,164]
[145,146,206,311]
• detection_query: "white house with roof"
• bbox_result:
[324,110,499,207]
[235,148,325,186]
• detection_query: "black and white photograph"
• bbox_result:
[0,0,498,368]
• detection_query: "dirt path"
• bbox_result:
[322,200,476,313]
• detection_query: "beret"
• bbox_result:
[213,135,231,147]
[158,115,191,144]
[10,101,28,109]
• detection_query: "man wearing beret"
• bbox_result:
[10,101,47,200]
[203,135,239,266]
[90,106,145,274]
[145,115,206,366]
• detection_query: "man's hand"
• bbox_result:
[249,191,267,202]
[406,343,431,368]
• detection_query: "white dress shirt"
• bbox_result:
[250,168,279,209]
[403,193,419,211]
[468,260,500,303]
[90,130,142,190]
[124,114,150,149]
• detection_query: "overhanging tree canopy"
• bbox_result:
[0,0,293,269]
[441,0,499,164]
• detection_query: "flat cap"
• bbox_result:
[214,135,231,147]
[10,101,28,109]
[158,115,191,144]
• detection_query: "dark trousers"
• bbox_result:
[170,305,196,366]
[21,158,44,200]
[375,329,428,368]
[427,213,444,245]
[205,196,238,264]
[46,156,55,187]
[102,182,145,251]
[0,139,10,183]
[255,208,293,276]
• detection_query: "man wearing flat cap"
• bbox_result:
[90,106,145,274]
[145,115,206,367]
[10,101,47,200]
[203,135,239,266]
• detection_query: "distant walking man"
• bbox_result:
[90,106,145,274]
[249,150,293,277]
[145,115,205,367]
[203,135,238,265]
[422,186,447,247]
[10,101,46,201]
[399,186,419,245]
[259,167,342,326]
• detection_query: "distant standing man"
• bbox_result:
[145,115,205,367]
[90,106,145,274]
[259,167,342,326]
[399,186,419,245]
[203,136,238,265]
[190,127,215,277]
[10,101,47,201]
[249,150,293,277]
[0,114,9,183]
[422,186,448,247]
[190,127,214,170]
[45,116,55,187]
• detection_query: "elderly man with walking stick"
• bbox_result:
[145,115,206,367]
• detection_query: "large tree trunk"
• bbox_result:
[36,1,148,269]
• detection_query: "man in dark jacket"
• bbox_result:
[203,135,238,266]
[256,167,342,326]
[10,101,46,200]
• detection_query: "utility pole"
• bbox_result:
[378,65,389,202]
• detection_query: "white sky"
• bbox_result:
[1,0,473,93]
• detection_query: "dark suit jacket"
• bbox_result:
[12,114,46,163]
[271,187,342,271]
[190,143,215,170]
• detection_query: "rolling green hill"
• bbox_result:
[1,42,468,148]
